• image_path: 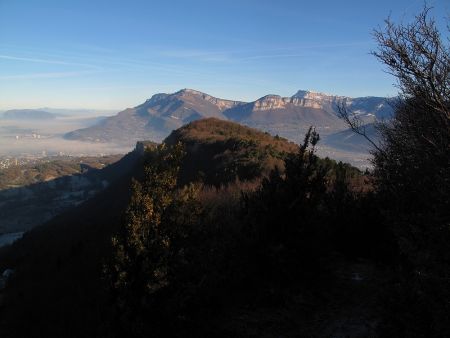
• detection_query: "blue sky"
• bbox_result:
[0,0,448,110]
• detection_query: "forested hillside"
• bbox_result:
[0,119,370,337]
[0,6,448,338]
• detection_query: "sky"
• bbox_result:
[0,0,448,110]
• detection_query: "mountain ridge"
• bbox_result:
[2,109,60,120]
[64,89,391,166]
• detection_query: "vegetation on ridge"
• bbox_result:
[0,6,448,338]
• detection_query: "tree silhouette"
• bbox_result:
[107,143,185,336]
[339,6,450,335]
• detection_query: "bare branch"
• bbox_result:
[335,100,385,154]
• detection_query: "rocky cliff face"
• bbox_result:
[293,90,393,119]
[237,90,390,120]
[65,89,243,145]
[137,89,246,127]
[65,88,392,152]
[251,94,339,111]
[293,90,343,109]
[141,89,244,115]
[176,89,244,110]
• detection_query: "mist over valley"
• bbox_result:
[0,2,447,337]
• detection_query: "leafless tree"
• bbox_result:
[373,7,450,122]
[339,8,450,334]
[337,6,449,171]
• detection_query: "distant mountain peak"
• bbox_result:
[2,109,58,120]
[66,88,393,154]
[176,89,244,105]
[293,89,345,100]
[293,89,314,97]
[143,93,169,104]
[177,88,207,96]
[146,88,239,103]
[142,89,208,106]
[258,94,282,100]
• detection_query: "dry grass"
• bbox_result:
[166,118,298,154]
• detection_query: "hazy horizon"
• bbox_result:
[1,0,448,110]
[0,86,394,112]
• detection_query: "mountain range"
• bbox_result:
[2,109,60,120]
[64,89,393,152]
